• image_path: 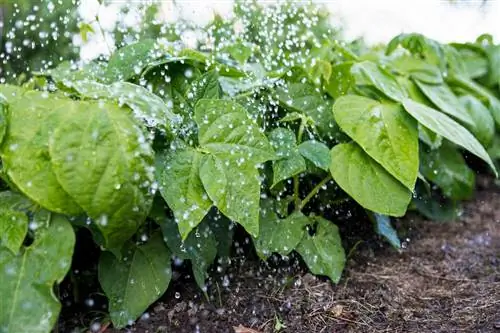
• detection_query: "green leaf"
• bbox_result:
[330,142,412,216]
[195,99,275,164]
[459,95,495,147]
[157,148,212,240]
[0,209,28,254]
[0,91,83,215]
[186,70,222,105]
[105,39,157,82]
[370,213,400,248]
[99,232,172,328]
[79,22,95,42]
[253,202,309,259]
[298,140,331,171]
[351,61,408,102]
[275,82,337,140]
[325,62,354,98]
[0,95,6,146]
[414,80,474,126]
[296,216,345,283]
[48,99,155,249]
[268,128,306,186]
[158,216,217,289]
[402,98,497,175]
[223,40,253,64]
[413,181,461,222]
[309,59,332,84]
[59,80,181,133]
[108,82,181,131]
[447,73,500,129]
[388,55,443,84]
[420,143,475,200]
[0,215,75,333]
[333,95,418,189]
[200,156,260,237]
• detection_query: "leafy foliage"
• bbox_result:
[1,1,500,331]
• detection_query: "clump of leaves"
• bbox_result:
[0,1,499,332]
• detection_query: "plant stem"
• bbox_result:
[95,6,113,56]
[299,175,332,210]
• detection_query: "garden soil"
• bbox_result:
[101,176,500,333]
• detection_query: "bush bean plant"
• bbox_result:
[1,1,500,331]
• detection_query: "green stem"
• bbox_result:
[299,175,332,210]
[95,13,113,56]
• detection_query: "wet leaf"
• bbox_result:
[296,216,345,283]
[459,95,495,147]
[370,213,400,249]
[414,80,474,126]
[99,232,171,328]
[187,70,222,105]
[351,61,408,102]
[420,143,475,201]
[105,39,157,82]
[333,95,418,189]
[195,99,275,164]
[268,128,306,186]
[0,215,75,333]
[0,95,6,146]
[298,140,331,172]
[275,82,337,140]
[0,209,28,254]
[402,98,496,175]
[330,142,412,216]
[389,55,443,84]
[0,91,83,215]
[253,202,309,259]
[49,99,155,249]
[200,156,260,237]
[157,148,212,240]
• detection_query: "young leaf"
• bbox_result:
[351,61,408,102]
[296,216,345,283]
[0,92,83,215]
[402,98,497,175]
[195,99,275,164]
[333,95,418,189]
[0,209,28,254]
[98,232,172,328]
[268,128,306,186]
[79,22,95,43]
[48,99,155,249]
[330,142,412,216]
[105,39,157,82]
[460,95,494,147]
[298,140,331,171]
[157,148,212,240]
[0,215,75,333]
[370,213,401,249]
[253,203,309,259]
[200,157,260,237]
[420,143,475,200]
[414,80,474,126]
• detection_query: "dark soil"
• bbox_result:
[96,177,500,333]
